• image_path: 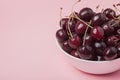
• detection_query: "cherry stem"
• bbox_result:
[106,15,120,27]
[66,0,81,38]
[73,12,93,28]
[116,3,120,6]
[101,8,104,13]
[113,4,120,14]
[111,17,120,27]
[60,7,63,28]
[67,14,74,38]
[60,7,72,38]
[96,5,100,12]
[71,0,81,13]
[83,27,89,46]
[115,39,120,47]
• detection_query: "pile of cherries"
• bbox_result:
[56,6,120,61]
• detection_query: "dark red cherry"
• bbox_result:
[60,18,68,30]
[117,29,120,35]
[106,35,119,46]
[91,13,107,26]
[70,50,79,58]
[56,29,68,42]
[103,8,116,19]
[75,21,87,35]
[102,23,114,36]
[77,45,94,60]
[117,45,120,57]
[94,41,106,55]
[91,26,104,40]
[84,34,95,45]
[60,40,73,53]
[93,56,105,61]
[108,20,120,32]
[103,47,117,60]
[68,35,82,49]
[113,23,120,33]
[79,7,94,21]
[67,19,77,32]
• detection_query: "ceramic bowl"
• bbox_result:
[57,43,120,74]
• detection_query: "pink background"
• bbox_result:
[0,0,120,80]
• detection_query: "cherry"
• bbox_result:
[91,13,107,26]
[79,7,94,21]
[60,18,68,30]
[91,26,104,40]
[60,40,73,53]
[103,47,117,60]
[56,29,68,42]
[93,56,105,61]
[70,50,79,58]
[75,21,87,35]
[94,41,106,55]
[103,8,116,19]
[102,23,114,36]
[117,45,120,57]
[113,23,120,32]
[77,45,94,60]
[108,20,120,32]
[68,35,82,49]
[117,29,120,35]
[84,34,95,45]
[67,19,77,32]
[106,35,119,46]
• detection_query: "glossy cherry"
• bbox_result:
[94,41,106,55]
[60,40,73,53]
[75,21,87,35]
[103,47,117,60]
[67,19,77,32]
[77,45,94,60]
[102,23,114,36]
[56,29,68,42]
[79,7,94,21]
[93,56,105,61]
[91,26,104,40]
[84,34,95,45]
[106,35,119,46]
[91,13,107,26]
[117,45,120,57]
[103,8,116,19]
[110,22,120,32]
[68,35,82,49]
[70,50,80,58]
[60,18,68,30]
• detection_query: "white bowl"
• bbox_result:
[57,42,120,74]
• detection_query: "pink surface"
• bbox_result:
[0,0,120,80]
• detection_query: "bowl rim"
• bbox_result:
[56,39,120,63]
